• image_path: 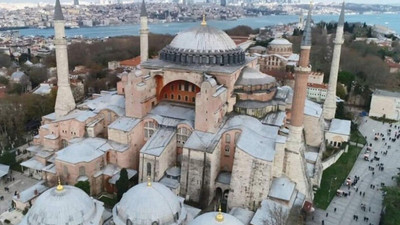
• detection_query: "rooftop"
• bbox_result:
[373,89,400,98]
[108,116,140,132]
[329,118,351,136]
[140,127,175,156]
[268,176,296,201]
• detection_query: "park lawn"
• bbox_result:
[98,195,117,208]
[350,129,367,145]
[313,145,362,209]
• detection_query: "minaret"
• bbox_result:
[140,0,149,63]
[54,0,76,119]
[323,2,345,120]
[287,1,313,151]
[285,1,313,198]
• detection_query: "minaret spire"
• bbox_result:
[323,1,345,120]
[285,0,313,199]
[140,0,149,63]
[53,0,76,119]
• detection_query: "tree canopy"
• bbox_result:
[75,180,90,195]
[116,168,129,201]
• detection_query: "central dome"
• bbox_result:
[159,24,246,66]
[169,26,237,52]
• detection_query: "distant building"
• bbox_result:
[369,89,400,120]
[11,70,32,92]
[307,83,328,103]
[385,56,400,74]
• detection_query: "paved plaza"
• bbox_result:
[0,171,38,214]
[307,117,400,225]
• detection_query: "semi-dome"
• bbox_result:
[236,66,276,86]
[159,23,245,66]
[20,184,104,225]
[112,181,187,225]
[189,210,244,225]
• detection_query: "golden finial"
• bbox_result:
[56,177,64,191]
[201,14,207,26]
[147,176,152,187]
[215,204,224,222]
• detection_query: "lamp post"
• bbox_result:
[328,177,337,204]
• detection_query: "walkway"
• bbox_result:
[307,117,400,225]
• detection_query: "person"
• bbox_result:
[334,207,337,212]
[322,220,324,225]
[326,212,328,217]
[363,192,365,197]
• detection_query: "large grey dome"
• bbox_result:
[159,25,245,66]
[20,185,104,225]
[112,182,187,225]
[169,26,237,51]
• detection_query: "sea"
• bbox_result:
[16,13,400,38]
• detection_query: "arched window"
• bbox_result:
[185,96,188,101]
[177,127,191,144]
[224,145,230,156]
[79,166,86,176]
[63,165,68,176]
[152,222,159,225]
[144,121,157,138]
[192,97,195,102]
[147,162,152,176]
[225,134,231,143]
[171,94,174,99]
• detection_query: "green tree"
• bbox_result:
[0,54,11,68]
[338,71,355,89]
[75,180,90,195]
[116,168,129,201]
[0,76,9,86]
[381,176,400,225]
[0,151,16,166]
[336,83,347,100]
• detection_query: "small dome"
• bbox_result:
[113,182,187,225]
[189,211,244,225]
[269,38,292,45]
[20,185,104,225]
[159,25,245,66]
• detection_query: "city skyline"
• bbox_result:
[2,0,400,5]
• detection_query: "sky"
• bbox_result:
[1,0,400,4]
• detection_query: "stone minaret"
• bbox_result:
[285,1,313,198]
[54,0,76,119]
[323,2,345,120]
[140,0,149,63]
[287,2,313,151]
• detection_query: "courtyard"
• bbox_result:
[307,117,400,225]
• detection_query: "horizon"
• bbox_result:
[1,0,400,5]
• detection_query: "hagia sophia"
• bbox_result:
[16,0,351,224]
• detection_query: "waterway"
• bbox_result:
[16,13,400,38]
